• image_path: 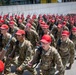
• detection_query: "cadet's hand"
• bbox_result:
[28,62,32,68]
[16,67,22,71]
[8,57,12,60]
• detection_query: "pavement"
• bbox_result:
[3,59,76,75]
[65,59,76,75]
[23,59,76,75]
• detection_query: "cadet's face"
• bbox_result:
[72,31,76,35]
[25,26,30,31]
[16,35,23,41]
[9,25,14,28]
[57,28,61,31]
[43,28,48,33]
[41,42,50,51]
[61,35,68,41]
[1,29,7,34]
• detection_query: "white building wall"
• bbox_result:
[0,2,76,17]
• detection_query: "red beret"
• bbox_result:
[15,14,17,17]
[57,24,62,28]
[40,34,52,43]
[61,30,69,36]
[39,20,43,23]
[63,21,66,25]
[0,24,9,29]
[21,14,24,17]
[1,20,4,23]
[0,20,2,23]
[18,16,20,19]
[40,21,46,27]
[9,21,15,25]
[71,20,74,24]
[18,19,22,23]
[51,20,55,23]
[0,60,4,72]
[26,23,32,28]
[27,14,31,18]
[16,30,25,35]
[10,16,13,19]
[3,15,7,19]
[42,24,49,29]
[0,15,2,19]
[72,27,76,32]
[32,14,36,19]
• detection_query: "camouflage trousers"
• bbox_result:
[4,56,36,75]
[40,68,55,75]
[12,57,36,75]
[62,55,70,69]
[4,56,12,74]
[34,63,56,75]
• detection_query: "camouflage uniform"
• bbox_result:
[9,26,19,35]
[18,23,25,30]
[56,38,75,69]
[30,46,64,75]
[70,34,76,48]
[55,25,69,43]
[50,33,56,47]
[62,25,69,31]
[9,39,34,75]
[40,24,56,47]
[40,32,56,47]
[1,33,16,56]
[25,29,39,48]
[70,27,76,59]
[1,33,16,74]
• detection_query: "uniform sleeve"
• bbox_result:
[50,34,56,47]
[53,48,64,75]
[30,49,41,65]
[6,37,17,56]
[69,41,75,64]
[19,41,33,70]
[33,31,39,44]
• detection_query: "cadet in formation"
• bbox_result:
[56,30,75,70]
[8,30,35,75]
[28,34,64,75]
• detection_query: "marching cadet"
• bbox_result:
[28,18,37,30]
[55,24,62,42]
[70,27,76,59]
[0,20,4,27]
[8,21,19,35]
[32,14,38,29]
[41,24,56,47]
[62,21,69,31]
[3,15,9,25]
[54,23,69,43]
[25,14,31,22]
[56,30,75,70]
[28,34,64,75]
[24,23,39,49]
[0,24,16,74]
[17,19,25,30]
[8,30,35,75]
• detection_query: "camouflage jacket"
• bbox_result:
[31,46,64,75]
[10,39,32,70]
[57,38,75,64]
[26,29,39,47]
[1,33,16,56]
